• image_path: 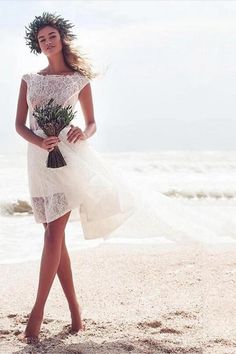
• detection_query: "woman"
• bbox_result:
[15,12,136,343]
[15,10,236,345]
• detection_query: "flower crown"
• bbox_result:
[24,11,77,55]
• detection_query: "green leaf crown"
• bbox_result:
[24,11,77,55]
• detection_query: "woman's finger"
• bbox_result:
[45,135,58,139]
[47,141,58,146]
[67,127,82,138]
[67,130,81,139]
[74,133,87,143]
[68,132,82,143]
[73,136,81,143]
[45,137,59,143]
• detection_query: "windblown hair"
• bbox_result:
[57,36,98,80]
[25,12,98,79]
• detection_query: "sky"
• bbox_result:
[1,0,236,153]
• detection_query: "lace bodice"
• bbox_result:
[22,72,90,131]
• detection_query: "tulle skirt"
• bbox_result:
[27,126,136,240]
[27,126,236,246]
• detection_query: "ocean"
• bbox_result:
[1,151,236,264]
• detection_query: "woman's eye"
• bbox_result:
[40,36,56,43]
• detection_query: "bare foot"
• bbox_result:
[17,332,39,344]
[21,306,44,341]
[70,302,85,332]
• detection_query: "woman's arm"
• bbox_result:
[15,79,59,151]
[67,83,97,143]
[79,83,97,138]
[15,78,43,147]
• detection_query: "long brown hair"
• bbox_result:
[26,12,101,79]
[61,37,99,80]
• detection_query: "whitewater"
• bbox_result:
[1,150,236,264]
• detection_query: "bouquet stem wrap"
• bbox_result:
[32,98,77,168]
[47,145,67,168]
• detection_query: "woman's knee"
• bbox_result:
[43,233,59,254]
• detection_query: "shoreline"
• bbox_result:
[1,237,236,265]
[1,243,236,353]
[0,237,175,265]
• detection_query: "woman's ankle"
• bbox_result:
[24,308,44,338]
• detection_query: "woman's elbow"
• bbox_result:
[15,122,25,135]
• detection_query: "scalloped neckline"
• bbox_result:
[34,71,79,77]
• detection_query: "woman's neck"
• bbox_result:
[45,55,72,74]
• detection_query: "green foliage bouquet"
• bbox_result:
[32,98,77,168]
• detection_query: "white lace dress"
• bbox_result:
[21,71,236,246]
[21,72,136,240]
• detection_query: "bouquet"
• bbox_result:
[32,98,77,168]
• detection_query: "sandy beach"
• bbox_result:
[1,242,236,354]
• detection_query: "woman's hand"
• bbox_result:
[67,124,88,143]
[40,136,60,152]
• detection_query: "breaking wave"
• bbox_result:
[1,189,235,217]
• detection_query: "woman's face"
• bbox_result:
[37,26,62,56]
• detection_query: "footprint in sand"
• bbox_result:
[43,318,54,324]
[137,320,182,335]
[121,343,135,351]
[160,327,182,334]
[137,320,162,329]
[209,338,236,346]
[0,329,11,336]
[7,313,28,325]
[137,311,198,336]
[7,313,54,325]
[5,312,56,342]
[5,314,33,340]
[163,310,197,320]
[7,314,17,318]
[0,328,22,338]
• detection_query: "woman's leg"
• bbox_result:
[43,222,84,331]
[24,211,71,339]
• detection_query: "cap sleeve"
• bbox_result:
[22,73,30,85]
[76,73,90,95]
